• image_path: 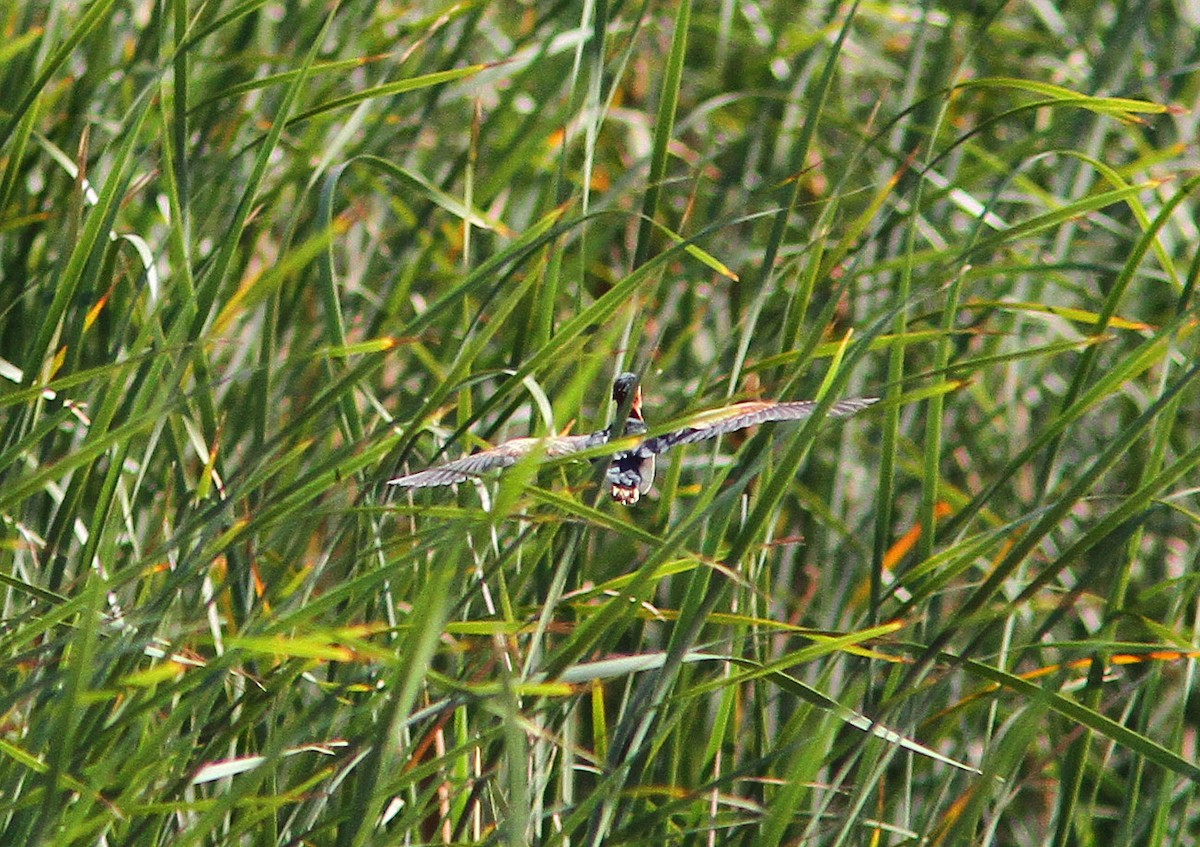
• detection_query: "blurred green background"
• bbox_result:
[2,1,1200,844]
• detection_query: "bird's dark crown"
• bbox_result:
[612,372,639,404]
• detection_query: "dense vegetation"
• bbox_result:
[2,1,1199,844]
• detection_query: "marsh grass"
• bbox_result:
[2,1,1200,845]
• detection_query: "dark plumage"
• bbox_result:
[603,374,653,504]
[388,374,877,503]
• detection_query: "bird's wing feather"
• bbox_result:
[644,397,878,455]
[388,433,602,488]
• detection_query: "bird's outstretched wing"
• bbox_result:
[388,431,609,489]
[642,396,879,455]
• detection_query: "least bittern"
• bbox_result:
[388,373,877,504]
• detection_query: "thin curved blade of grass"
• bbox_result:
[277,65,487,135]
[957,654,1200,782]
[554,651,726,684]
[190,741,349,785]
[754,329,955,368]
[752,0,862,301]
[682,623,906,698]
[956,77,1170,120]
[1035,174,1200,496]
[817,154,907,283]
[933,646,1200,722]
[0,404,84,478]
[35,577,105,829]
[311,337,402,358]
[527,489,663,544]
[749,659,981,775]
[644,214,739,280]
[352,153,515,236]
[1061,172,1200,385]
[227,633,382,662]
[186,53,395,115]
[31,130,100,204]
[563,558,710,603]
[0,570,68,607]
[963,182,1154,262]
[0,738,98,802]
[1054,150,1185,291]
[917,264,971,562]
[175,0,273,53]
[933,336,1112,379]
[893,521,1017,609]
[962,299,1152,330]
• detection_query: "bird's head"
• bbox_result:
[612,372,643,419]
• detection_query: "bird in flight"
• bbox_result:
[388,373,877,504]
